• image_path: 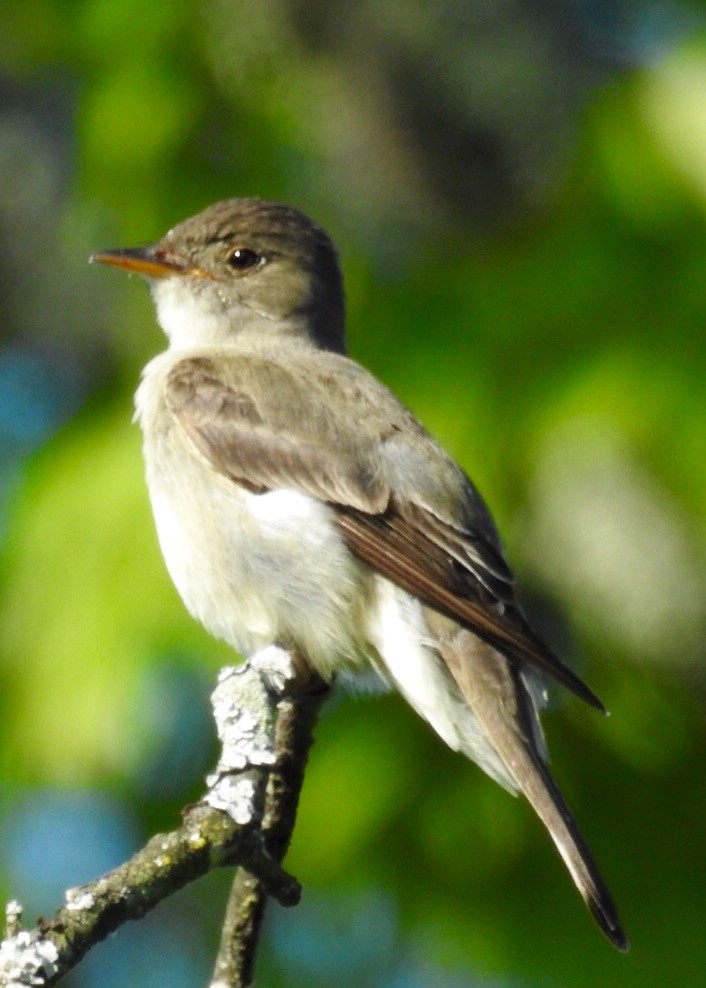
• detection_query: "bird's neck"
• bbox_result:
[151,276,325,352]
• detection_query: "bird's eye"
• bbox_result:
[225,247,263,272]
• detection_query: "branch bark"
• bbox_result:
[210,648,329,987]
[0,647,329,988]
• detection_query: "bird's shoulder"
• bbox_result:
[159,345,500,533]
[164,345,420,440]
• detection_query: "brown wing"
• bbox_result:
[336,506,604,711]
[165,353,604,711]
[165,355,389,512]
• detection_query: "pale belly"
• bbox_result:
[147,446,375,678]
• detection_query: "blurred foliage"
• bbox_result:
[0,0,706,985]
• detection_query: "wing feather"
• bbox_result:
[164,353,603,710]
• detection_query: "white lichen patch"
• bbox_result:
[210,659,280,772]
[64,890,94,912]
[205,776,257,825]
[4,902,22,940]
[0,931,59,986]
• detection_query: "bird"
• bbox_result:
[90,197,627,950]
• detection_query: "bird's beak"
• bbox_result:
[89,247,209,279]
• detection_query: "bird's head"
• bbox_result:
[91,198,346,353]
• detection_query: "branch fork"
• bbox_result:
[0,647,329,987]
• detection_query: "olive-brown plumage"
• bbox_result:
[91,198,627,950]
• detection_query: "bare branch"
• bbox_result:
[0,647,329,987]
[210,649,329,988]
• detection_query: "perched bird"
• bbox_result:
[91,198,627,950]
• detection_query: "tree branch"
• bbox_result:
[0,646,329,987]
[209,648,329,987]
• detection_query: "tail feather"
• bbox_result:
[442,632,628,951]
[510,718,628,951]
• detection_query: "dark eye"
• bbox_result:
[226,247,262,272]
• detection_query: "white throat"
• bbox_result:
[151,276,233,350]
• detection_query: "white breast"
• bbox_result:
[136,352,372,673]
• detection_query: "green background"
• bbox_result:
[0,2,705,985]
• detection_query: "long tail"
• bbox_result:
[442,632,628,951]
